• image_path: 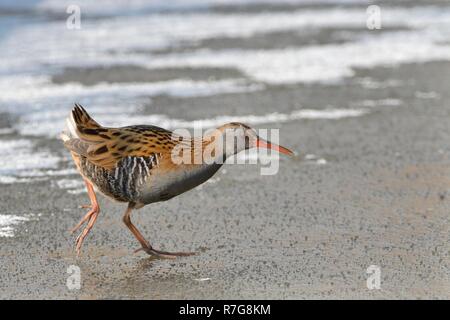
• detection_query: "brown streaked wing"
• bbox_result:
[84,125,179,170]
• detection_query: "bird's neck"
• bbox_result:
[201,130,244,163]
[172,130,244,165]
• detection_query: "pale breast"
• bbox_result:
[139,163,223,205]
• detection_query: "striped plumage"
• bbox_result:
[61,103,293,258]
[78,154,160,203]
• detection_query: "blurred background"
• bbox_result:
[0,0,449,299]
[1,0,450,192]
[0,0,450,185]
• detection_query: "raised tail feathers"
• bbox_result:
[72,103,101,130]
[62,103,104,142]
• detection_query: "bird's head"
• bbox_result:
[214,122,294,157]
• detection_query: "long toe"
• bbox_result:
[136,247,195,259]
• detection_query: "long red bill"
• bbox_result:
[256,139,294,156]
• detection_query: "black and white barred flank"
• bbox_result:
[80,154,161,202]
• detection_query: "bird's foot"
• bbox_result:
[134,246,195,259]
[74,211,99,257]
[70,205,98,234]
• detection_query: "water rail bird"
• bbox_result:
[61,104,294,258]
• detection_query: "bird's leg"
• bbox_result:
[122,203,195,259]
[71,180,100,256]
[70,180,99,234]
